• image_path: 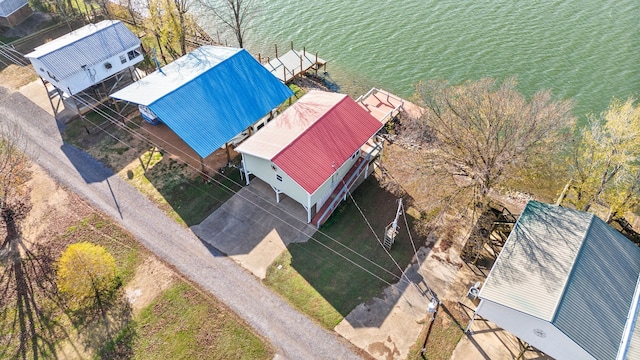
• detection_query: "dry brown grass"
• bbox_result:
[0,64,37,90]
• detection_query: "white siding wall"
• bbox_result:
[242,154,309,206]
[476,300,595,360]
[29,46,142,95]
[310,151,360,210]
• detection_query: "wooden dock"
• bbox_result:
[263,48,327,83]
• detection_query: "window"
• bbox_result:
[120,55,127,64]
[46,70,58,82]
[256,123,265,130]
[127,48,141,60]
[276,174,282,182]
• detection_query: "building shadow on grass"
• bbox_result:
[287,176,433,327]
[144,160,243,226]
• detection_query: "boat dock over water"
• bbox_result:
[262,47,327,83]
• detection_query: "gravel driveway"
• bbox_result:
[0,86,362,360]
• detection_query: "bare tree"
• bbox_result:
[169,0,191,55]
[200,0,257,48]
[408,77,575,208]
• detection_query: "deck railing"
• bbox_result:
[355,88,405,124]
[313,142,382,227]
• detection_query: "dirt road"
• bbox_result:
[0,86,362,360]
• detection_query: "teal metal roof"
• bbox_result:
[479,201,640,360]
[111,46,293,158]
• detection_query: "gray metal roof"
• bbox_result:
[479,201,591,321]
[0,0,27,17]
[627,308,640,360]
[25,20,140,80]
[479,201,640,360]
[553,219,640,359]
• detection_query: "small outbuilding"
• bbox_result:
[25,20,142,97]
[0,0,32,27]
[236,90,384,226]
[111,45,293,159]
[467,201,640,360]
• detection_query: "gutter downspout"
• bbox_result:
[307,193,312,223]
[465,299,484,334]
[241,155,250,185]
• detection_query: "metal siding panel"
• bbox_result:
[272,95,383,194]
[628,314,640,359]
[0,0,26,16]
[554,219,640,360]
[148,49,292,158]
[37,22,140,80]
[479,201,590,321]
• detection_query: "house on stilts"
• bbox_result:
[110,45,292,168]
[466,201,640,360]
[236,90,385,227]
[0,0,31,27]
[25,20,143,118]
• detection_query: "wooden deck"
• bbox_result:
[356,87,425,123]
[263,49,327,83]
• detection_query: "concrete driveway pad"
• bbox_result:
[191,178,316,279]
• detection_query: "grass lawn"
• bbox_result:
[135,282,272,360]
[0,209,273,359]
[264,176,423,328]
[406,300,468,360]
[62,113,241,226]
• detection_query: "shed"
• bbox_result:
[236,90,384,226]
[111,45,293,159]
[0,0,31,27]
[25,20,142,96]
[468,201,640,360]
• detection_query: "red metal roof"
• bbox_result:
[271,90,383,195]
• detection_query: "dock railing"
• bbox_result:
[356,88,405,123]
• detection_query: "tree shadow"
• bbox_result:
[66,292,136,360]
[288,176,428,325]
[0,204,135,360]
[0,205,77,359]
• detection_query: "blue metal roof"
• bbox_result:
[0,0,27,17]
[113,46,293,158]
[25,20,140,80]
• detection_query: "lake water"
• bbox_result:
[212,0,639,121]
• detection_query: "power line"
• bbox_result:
[68,92,405,284]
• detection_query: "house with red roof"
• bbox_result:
[236,90,384,227]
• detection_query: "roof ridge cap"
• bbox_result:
[30,20,122,58]
[149,47,240,107]
[550,211,595,322]
[271,93,348,162]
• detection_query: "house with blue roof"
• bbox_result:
[111,45,293,160]
[0,0,31,27]
[466,201,640,360]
